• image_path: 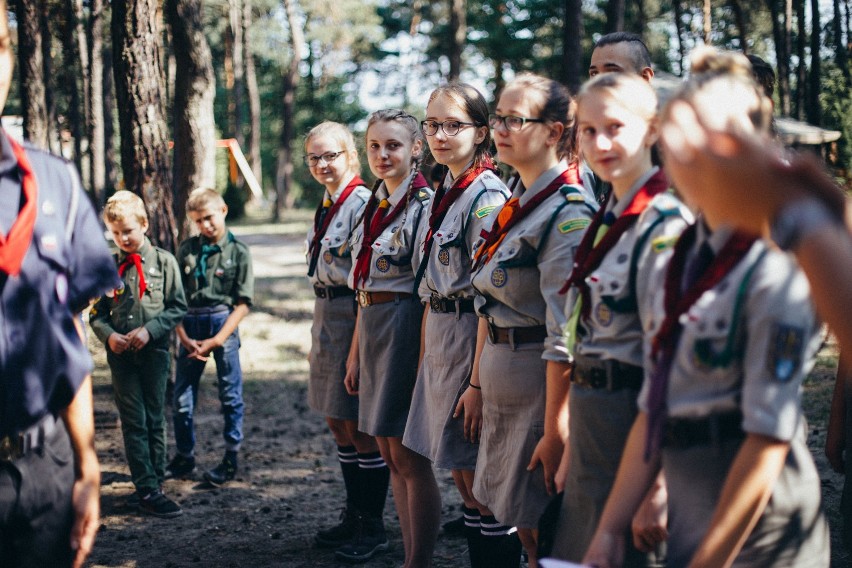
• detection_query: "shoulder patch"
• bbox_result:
[558,218,591,234]
[474,204,498,219]
[767,323,805,381]
[651,235,679,253]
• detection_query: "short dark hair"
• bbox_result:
[746,54,776,99]
[594,32,652,71]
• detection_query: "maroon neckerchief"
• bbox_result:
[118,253,147,297]
[307,175,365,277]
[352,172,429,287]
[644,224,757,459]
[471,163,580,271]
[0,136,38,277]
[558,169,669,322]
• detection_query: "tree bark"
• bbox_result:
[795,0,807,119]
[63,0,89,174]
[767,0,791,114]
[243,0,263,187]
[166,0,217,240]
[604,0,625,33]
[562,0,582,93]
[672,0,687,74]
[807,0,821,124]
[112,0,177,251]
[834,0,851,88]
[703,0,712,44]
[16,0,50,148]
[228,0,245,147]
[729,0,748,52]
[88,0,106,207]
[448,0,465,82]
[40,0,61,155]
[275,0,305,217]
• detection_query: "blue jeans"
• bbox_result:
[173,308,244,456]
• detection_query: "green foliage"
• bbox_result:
[819,63,852,182]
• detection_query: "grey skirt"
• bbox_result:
[473,339,549,529]
[308,295,359,421]
[403,310,479,470]
[357,296,423,438]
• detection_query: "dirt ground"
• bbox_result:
[84,210,849,567]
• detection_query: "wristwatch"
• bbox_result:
[770,199,838,251]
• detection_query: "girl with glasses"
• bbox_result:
[468,73,597,568]
[403,83,510,567]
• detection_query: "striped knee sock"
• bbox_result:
[337,445,359,507]
[357,451,389,518]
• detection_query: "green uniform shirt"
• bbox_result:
[177,231,254,308]
[90,238,187,345]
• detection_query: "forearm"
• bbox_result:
[61,375,100,484]
[687,434,789,568]
[544,360,571,441]
[213,302,250,345]
[346,308,361,366]
[470,318,489,388]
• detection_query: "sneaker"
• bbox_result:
[315,506,359,548]
[334,514,389,563]
[442,514,466,538]
[138,490,182,518]
[203,454,237,487]
[165,454,196,479]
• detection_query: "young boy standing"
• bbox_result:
[167,188,254,486]
[90,191,187,518]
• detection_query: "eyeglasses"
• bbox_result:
[304,151,345,167]
[488,114,546,132]
[420,120,478,137]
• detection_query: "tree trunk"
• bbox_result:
[448,0,465,82]
[795,0,807,119]
[88,0,106,207]
[63,0,89,174]
[807,0,821,124]
[767,0,791,114]
[228,0,245,147]
[562,0,582,93]
[729,0,748,52]
[243,0,263,187]
[494,58,505,98]
[834,0,851,88]
[672,0,687,74]
[16,0,50,148]
[166,0,217,241]
[103,40,118,194]
[703,0,712,44]
[604,0,625,33]
[275,0,305,217]
[112,0,177,251]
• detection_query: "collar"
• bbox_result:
[328,173,357,202]
[383,171,415,208]
[607,166,659,217]
[518,160,569,206]
[120,237,153,262]
[0,130,20,175]
[444,159,475,189]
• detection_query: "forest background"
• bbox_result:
[3,0,851,249]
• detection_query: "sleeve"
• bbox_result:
[234,242,254,305]
[408,199,430,275]
[464,185,509,258]
[144,251,188,340]
[88,293,117,345]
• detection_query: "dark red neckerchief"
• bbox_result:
[0,137,38,276]
[471,163,580,271]
[558,169,668,322]
[118,253,147,297]
[644,224,757,459]
[352,172,429,287]
[307,175,365,277]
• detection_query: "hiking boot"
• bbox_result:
[138,490,182,519]
[334,514,389,563]
[165,454,196,479]
[203,453,237,487]
[316,506,359,548]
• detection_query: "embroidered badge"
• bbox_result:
[594,302,614,327]
[474,205,497,219]
[491,267,507,288]
[565,194,586,202]
[767,323,804,381]
[652,235,678,253]
[558,218,591,234]
[438,248,450,266]
[323,250,333,264]
[375,256,390,273]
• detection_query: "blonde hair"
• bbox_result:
[366,109,424,170]
[305,121,361,173]
[664,47,773,135]
[103,190,148,226]
[186,188,226,213]
[502,73,578,161]
[577,72,658,123]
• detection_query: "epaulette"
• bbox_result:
[651,191,682,216]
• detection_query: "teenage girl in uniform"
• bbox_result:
[583,48,829,568]
[469,73,597,568]
[549,73,692,565]
[402,83,510,566]
[303,122,390,550]
[342,110,435,566]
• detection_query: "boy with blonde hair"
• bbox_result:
[90,190,187,517]
[167,188,254,486]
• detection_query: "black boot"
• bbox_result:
[315,503,360,548]
[334,513,389,563]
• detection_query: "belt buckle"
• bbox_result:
[589,367,607,389]
[357,290,371,308]
[314,285,327,299]
[430,295,442,312]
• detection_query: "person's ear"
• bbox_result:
[645,116,660,147]
[474,125,488,145]
[641,67,655,82]
[546,121,565,148]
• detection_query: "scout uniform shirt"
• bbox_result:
[177,231,254,307]
[347,172,432,293]
[417,167,509,301]
[471,161,597,362]
[306,175,371,288]
[89,237,188,349]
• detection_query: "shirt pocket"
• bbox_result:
[322,224,352,258]
[212,266,237,297]
[683,312,738,376]
[433,212,466,273]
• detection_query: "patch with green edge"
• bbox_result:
[474,205,498,219]
[558,218,591,234]
[565,194,586,202]
[651,235,678,252]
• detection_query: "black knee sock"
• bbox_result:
[357,451,389,518]
[464,506,484,568]
[479,515,521,568]
[337,445,359,508]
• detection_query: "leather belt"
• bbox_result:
[663,411,745,449]
[0,414,59,462]
[487,322,547,345]
[314,285,355,300]
[429,294,475,314]
[356,290,412,308]
[571,352,643,391]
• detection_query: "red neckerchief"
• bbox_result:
[0,137,39,276]
[472,163,580,271]
[118,253,147,297]
[352,172,429,287]
[307,175,365,277]
[558,169,668,321]
[644,224,756,459]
